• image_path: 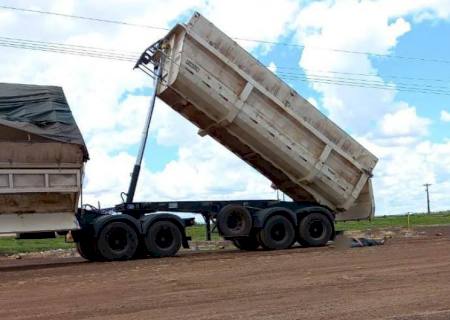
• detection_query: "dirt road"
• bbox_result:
[1,227,449,320]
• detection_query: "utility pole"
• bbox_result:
[423,183,431,214]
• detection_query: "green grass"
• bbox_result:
[186,225,221,241]
[0,226,217,255]
[0,236,74,255]
[1,212,449,255]
[336,211,450,231]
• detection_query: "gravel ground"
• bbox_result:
[0,226,449,320]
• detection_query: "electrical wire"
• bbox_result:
[0,4,169,31]
[275,67,450,84]
[0,36,137,61]
[276,71,450,91]
[2,4,450,65]
[1,37,449,95]
[146,45,450,96]
[6,34,446,83]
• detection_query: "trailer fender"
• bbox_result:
[91,214,141,238]
[253,207,297,229]
[296,206,335,222]
[141,213,190,248]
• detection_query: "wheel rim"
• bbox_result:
[270,222,287,242]
[308,220,325,239]
[227,211,244,231]
[155,226,174,249]
[105,227,129,252]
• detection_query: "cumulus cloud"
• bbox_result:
[0,9,16,27]
[0,0,296,207]
[293,1,412,131]
[380,105,431,138]
[358,136,450,214]
[1,0,449,215]
[441,110,450,122]
[292,0,450,214]
[307,97,318,107]
[199,0,300,50]
[267,62,277,73]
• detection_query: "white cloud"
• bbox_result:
[0,10,16,27]
[293,0,450,214]
[200,0,300,50]
[307,97,318,107]
[0,0,296,207]
[267,62,277,73]
[441,110,450,122]
[82,149,136,206]
[356,135,450,214]
[1,0,449,215]
[380,105,431,137]
[293,1,412,131]
[383,140,450,213]
[135,136,275,203]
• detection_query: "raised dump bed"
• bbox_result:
[144,13,378,221]
[0,83,88,233]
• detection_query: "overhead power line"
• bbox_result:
[276,67,450,83]
[1,34,446,83]
[0,36,136,61]
[276,71,450,91]
[0,4,169,31]
[1,36,449,96]
[2,4,450,65]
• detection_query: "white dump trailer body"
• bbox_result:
[0,83,88,233]
[151,13,378,221]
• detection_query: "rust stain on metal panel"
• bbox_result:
[0,193,75,214]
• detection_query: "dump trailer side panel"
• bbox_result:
[0,83,88,233]
[153,13,378,220]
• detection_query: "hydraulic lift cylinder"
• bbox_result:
[126,56,165,203]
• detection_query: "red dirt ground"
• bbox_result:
[0,226,449,320]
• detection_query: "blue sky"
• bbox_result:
[0,0,449,216]
[390,20,450,143]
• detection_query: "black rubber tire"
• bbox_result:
[96,222,139,261]
[76,237,100,261]
[133,242,149,259]
[258,215,295,250]
[217,205,252,237]
[232,235,260,251]
[298,212,333,247]
[145,221,182,257]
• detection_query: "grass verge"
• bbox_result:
[336,211,450,231]
[0,236,74,255]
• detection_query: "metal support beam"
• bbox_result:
[204,214,212,241]
[126,48,165,203]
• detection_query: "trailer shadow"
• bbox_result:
[0,257,87,273]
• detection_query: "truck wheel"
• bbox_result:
[232,235,260,251]
[217,205,252,237]
[76,237,99,261]
[145,221,182,257]
[258,215,295,250]
[96,222,139,261]
[298,213,333,247]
